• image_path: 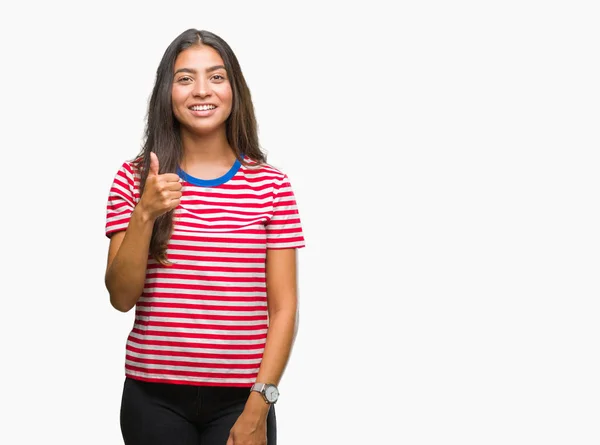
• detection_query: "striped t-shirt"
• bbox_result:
[105,157,305,387]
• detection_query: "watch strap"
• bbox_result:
[251,383,266,394]
[251,382,278,404]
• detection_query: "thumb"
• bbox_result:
[149,152,159,176]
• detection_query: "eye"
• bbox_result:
[177,76,193,83]
[211,74,226,81]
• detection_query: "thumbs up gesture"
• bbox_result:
[139,152,182,221]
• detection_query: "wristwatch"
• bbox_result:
[250,382,279,404]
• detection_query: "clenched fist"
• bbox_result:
[138,152,182,221]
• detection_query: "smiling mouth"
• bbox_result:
[190,105,216,111]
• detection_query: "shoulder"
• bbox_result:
[114,157,143,179]
[109,158,143,195]
[241,157,289,183]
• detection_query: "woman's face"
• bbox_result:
[171,45,233,136]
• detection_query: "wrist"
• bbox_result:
[250,382,280,404]
[244,391,270,417]
[133,203,156,225]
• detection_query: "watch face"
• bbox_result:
[265,385,279,403]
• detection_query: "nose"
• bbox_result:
[193,78,211,98]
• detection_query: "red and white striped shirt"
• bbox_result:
[105,157,305,387]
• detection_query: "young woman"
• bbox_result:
[104,28,305,445]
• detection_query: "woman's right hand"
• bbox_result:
[138,152,182,221]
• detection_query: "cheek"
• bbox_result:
[171,90,188,119]
[218,85,233,106]
[171,89,184,107]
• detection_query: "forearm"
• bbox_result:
[245,308,298,414]
[257,308,298,385]
[105,206,155,312]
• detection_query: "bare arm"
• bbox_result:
[227,248,299,444]
[105,206,155,312]
[243,248,300,414]
[105,153,181,313]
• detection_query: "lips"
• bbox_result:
[188,104,217,117]
[189,104,217,111]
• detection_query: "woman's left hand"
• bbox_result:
[226,410,267,445]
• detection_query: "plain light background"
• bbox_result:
[1,1,599,444]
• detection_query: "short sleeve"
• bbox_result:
[266,175,305,249]
[105,162,139,238]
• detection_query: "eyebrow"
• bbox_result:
[173,65,227,75]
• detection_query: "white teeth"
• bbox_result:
[191,105,216,111]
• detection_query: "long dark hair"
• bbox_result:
[133,29,266,265]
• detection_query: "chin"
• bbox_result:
[186,123,226,136]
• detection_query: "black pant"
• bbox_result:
[120,377,277,445]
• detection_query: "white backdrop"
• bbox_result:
[1,1,599,444]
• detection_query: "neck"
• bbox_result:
[180,129,236,165]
